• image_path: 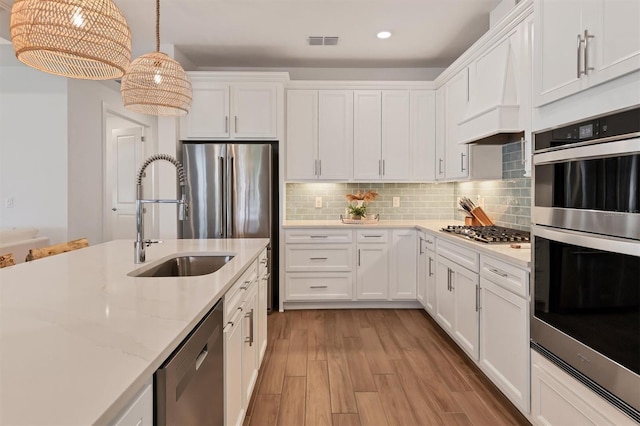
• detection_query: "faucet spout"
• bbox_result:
[134,154,189,264]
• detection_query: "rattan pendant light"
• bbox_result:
[120,0,192,116]
[10,0,131,80]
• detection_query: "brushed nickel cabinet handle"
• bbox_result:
[225,116,229,133]
[419,237,424,255]
[461,153,466,172]
[577,33,585,77]
[310,285,328,289]
[476,285,480,312]
[428,256,433,277]
[309,257,328,260]
[439,158,443,175]
[310,235,328,239]
[358,249,361,266]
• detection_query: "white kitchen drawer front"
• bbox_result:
[285,229,353,244]
[356,230,389,243]
[225,261,258,321]
[285,273,353,300]
[480,255,529,298]
[286,244,353,272]
[422,232,436,250]
[436,239,479,272]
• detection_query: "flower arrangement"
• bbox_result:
[345,190,378,219]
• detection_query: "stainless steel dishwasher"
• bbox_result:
[156,300,224,426]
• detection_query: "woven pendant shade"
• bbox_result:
[120,0,192,116]
[10,0,131,80]
[121,52,192,116]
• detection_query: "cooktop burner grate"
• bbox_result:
[441,225,531,244]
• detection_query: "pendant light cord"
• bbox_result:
[156,0,160,52]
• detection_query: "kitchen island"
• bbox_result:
[0,238,269,425]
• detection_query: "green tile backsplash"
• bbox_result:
[286,141,531,230]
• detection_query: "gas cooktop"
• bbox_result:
[441,225,531,244]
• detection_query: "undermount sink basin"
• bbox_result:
[129,255,234,278]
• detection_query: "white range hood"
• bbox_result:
[458,34,523,145]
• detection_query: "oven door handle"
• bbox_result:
[533,137,640,165]
[533,225,639,257]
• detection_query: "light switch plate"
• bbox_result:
[315,197,322,208]
[393,197,400,207]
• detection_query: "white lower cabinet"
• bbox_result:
[223,254,266,426]
[224,307,244,426]
[435,252,480,361]
[356,242,390,300]
[480,278,529,412]
[390,229,417,299]
[417,233,428,307]
[109,381,152,426]
[425,247,437,316]
[531,350,635,426]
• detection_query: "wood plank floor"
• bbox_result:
[244,309,530,426]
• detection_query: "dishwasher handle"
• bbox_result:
[195,344,208,370]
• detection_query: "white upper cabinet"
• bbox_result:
[286,90,317,180]
[534,0,640,106]
[232,84,278,138]
[444,69,470,180]
[286,90,353,180]
[185,83,230,139]
[354,90,411,181]
[318,91,354,180]
[353,91,383,180]
[182,80,278,139]
[411,91,437,181]
[381,91,411,180]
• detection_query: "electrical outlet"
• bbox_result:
[393,197,400,208]
[5,197,13,208]
[315,196,322,208]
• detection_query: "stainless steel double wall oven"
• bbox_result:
[531,107,640,420]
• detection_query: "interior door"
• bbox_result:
[110,127,144,240]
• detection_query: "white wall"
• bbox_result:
[67,79,157,244]
[0,46,69,244]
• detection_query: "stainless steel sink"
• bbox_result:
[129,255,234,277]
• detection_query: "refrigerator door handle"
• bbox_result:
[218,156,225,237]
[226,155,234,237]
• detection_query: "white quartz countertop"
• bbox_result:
[282,219,531,269]
[0,238,268,426]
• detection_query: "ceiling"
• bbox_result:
[1,0,503,69]
[113,0,501,69]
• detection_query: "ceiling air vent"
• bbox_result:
[307,36,339,46]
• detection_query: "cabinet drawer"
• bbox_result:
[285,273,353,300]
[480,255,529,298]
[225,261,257,321]
[356,230,388,243]
[421,232,436,250]
[285,229,353,244]
[436,238,479,272]
[286,245,353,272]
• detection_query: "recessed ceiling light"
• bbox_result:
[377,31,392,39]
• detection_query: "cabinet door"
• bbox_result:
[390,229,416,299]
[286,90,318,180]
[435,256,454,333]
[381,91,410,180]
[232,84,277,138]
[258,270,268,363]
[318,90,353,180]
[425,249,437,316]
[353,91,382,180]
[356,243,389,300]
[480,279,530,412]
[452,264,479,360]
[586,0,640,87]
[417,234,427,307]
[242,285,259,407]
[411,91,436,181]
[444,69,469,179]
[435,87,446,180]
[224,309,245,426]
[534,0,586,106]
[184,83,230,139]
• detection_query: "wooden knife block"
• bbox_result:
[464,216,482,226]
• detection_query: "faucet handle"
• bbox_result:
[144,239,163,247]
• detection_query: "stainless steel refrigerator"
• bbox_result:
[179,142,278,311]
